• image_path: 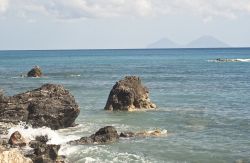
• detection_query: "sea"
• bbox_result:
[0,48,250,163]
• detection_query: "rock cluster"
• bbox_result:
[1,133,63,163]
[27,66,43,77]
[0,84,80,130]
[104,76,156,111]
[28,135,63,163]
[70,126,167,145]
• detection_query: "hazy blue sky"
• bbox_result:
[0,0,250,50]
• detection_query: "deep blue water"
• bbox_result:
[0,48,250,163]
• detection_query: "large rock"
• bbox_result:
[0,146,32,163]
[104,76,156,111]
[27,66,43,77]
[0,84,80,130]
[70,126,119,145]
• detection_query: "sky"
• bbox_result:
[0,0,250,50]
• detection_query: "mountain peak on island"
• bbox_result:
[186,35,229,48]
[147,35,230,49]
[147,38,179,49]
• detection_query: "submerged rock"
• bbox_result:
[0,84,80,130]
[27,65,43,77]
[70,126,119,145]
[120,129,167,138]
[8,131,26,147]
[104,76,156,111]
[215,58,241,62]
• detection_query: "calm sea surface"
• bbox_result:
[0,48,250,163]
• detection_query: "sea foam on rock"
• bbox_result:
[104,76,156,111]
[0,84,80,130]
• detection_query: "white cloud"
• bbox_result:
[0,0,8,13]
[1,0,250,21]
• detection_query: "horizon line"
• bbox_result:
[0,46,250,52]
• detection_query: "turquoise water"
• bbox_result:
[0,48,250,162]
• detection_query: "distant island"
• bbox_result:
[147,35,230,49]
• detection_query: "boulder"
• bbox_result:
[0,146,32,163]
[70,126,119,145]
[0,84,80,130]
[27,66,43,77]
[104,76,156,111]
[8,131,26,147]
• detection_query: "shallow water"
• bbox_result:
[0,48,250,162]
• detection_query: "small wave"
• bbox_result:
[70,74,81,77]
[67,145,153,163]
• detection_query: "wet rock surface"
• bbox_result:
[0,84,80,130]
[8,131,26,147]
[27,66,43,77]
[104,76,156,111]
[70,126,119,145]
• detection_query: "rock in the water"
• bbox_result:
[8,131,26,147]
[0,145,32,163]
[27,65,43,77]
[120,129,167,138]
[0,84,80,130]
[215,58,242,62]
[119,131,135,138]
[104,76,156,111]
[70,126,119,145]
[90,126,119,143]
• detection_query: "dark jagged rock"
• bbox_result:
[104,76,156,111]
[0,84,80,130]
[8,131,26,147]
[28,135,63,163]
[35,135,49,144]
[70,126,119,145]
[90,126,119,143]
[27,66,43,77]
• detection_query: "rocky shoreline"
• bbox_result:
[0,73,161,163]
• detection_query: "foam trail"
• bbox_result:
[236,59,250,62]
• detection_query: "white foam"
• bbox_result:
[67,145,152,163]
[70,74,81,77]
[235,59,250,62]
[6,122,80,145]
